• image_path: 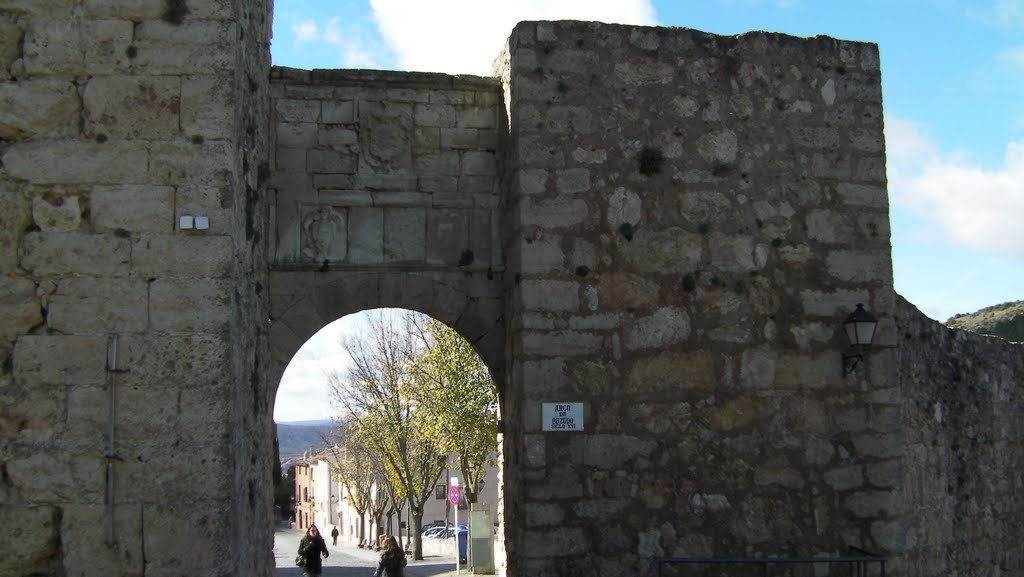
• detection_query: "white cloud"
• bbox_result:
[368,0,658,75]
[886,117,1024,256]
[293,19,320,42]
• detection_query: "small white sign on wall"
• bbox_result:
[542,403,584,431]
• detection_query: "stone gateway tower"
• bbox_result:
[1,3,1021,577]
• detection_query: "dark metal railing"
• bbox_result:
[650,547,886,577]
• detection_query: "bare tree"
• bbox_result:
[320,427,375,547]
[328,311,446,560]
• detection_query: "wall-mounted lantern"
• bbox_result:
[842,303,878,377]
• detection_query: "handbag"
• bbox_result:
[295,554,305,568]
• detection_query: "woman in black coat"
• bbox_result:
[373,535,407,577]
[298,525,329,576]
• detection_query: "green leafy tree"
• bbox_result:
[409,316,497,505]
[328,311,446,560]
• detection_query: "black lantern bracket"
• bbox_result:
[841,303,878,378]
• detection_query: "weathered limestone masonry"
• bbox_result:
[0,0,273,576]
[492,21,1018,577]
[1,7,1022,577]
[265,68,506,386]
[895,296,1024,577]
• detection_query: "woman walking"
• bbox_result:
[373,535,407,577]
[297,525,329,576]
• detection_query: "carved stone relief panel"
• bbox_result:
[300,205,347,262]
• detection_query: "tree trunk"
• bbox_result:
[411,509,425,560]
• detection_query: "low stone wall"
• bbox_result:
[896,296,1024,577]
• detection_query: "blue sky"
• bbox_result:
[270,0,1024,421]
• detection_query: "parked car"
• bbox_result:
[423,526,449,538]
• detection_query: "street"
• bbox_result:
[274,523,464,577]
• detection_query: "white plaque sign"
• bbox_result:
[542,403,583,431]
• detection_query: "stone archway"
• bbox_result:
[267,269,505,398]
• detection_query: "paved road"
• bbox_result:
[274,524,463,577]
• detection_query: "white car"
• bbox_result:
[423,526,448,538]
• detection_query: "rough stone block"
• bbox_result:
[579,434,656,468]
[623,307,691,351]
[415,103,457,127]
[823,465,864,491]
[132,20,235,74]
[143,502,231,576]
[276,122,318,149]
[517,196,587,228]
[525,502,565,527]
[709,232,755,273]
[457,106,497,129]
[754,464,805,489]
[21,231,130,277]
[0,78,80,140]
[307,149,356,173]
[12,335,107,386]
[2,141,149,184]
[622,227,702,273]
[458,175,493,194]
[462,150,496,175]
[0,275,43,338]
[119,334,231,387]
[317,126,357,147]
[596,271,660,310]
[61,504,144,577]
[84,75,181,139]
[851,433,902,459]
[32,195,81,231]
[22,18,85,75]
[555,168,590,194]
[799,288,870,318]
[415,150,460,175]
[626,351,715,394]
[48,277,149,333]
[347,206,384,263]
[0,189,33,273]
[131,234,232,278]
[384,207,426,262]
[0,505,59,576]
[520,279,579,312]
[521,330,603,357]
[826,250,890,283]
[276,147,306,171]
[844,490,900,518]
[701,396,772,432]
[518,236,563,274]
[518,168,548,194]
[91,185,175,233]
[740,346,777,389]
[836,183,888,208]
[322,100,354,123]
[150,140,233,186]
[440,127,478,149]
[149,278,231,332]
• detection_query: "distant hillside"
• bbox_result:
[276,421,335,462]
[946,300,1024,343]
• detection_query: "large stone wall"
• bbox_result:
[496,21,898,577]
[265,68,506,385]
[1,6,1021,577]
[0,1,273,576]
[896,296,1024,577]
